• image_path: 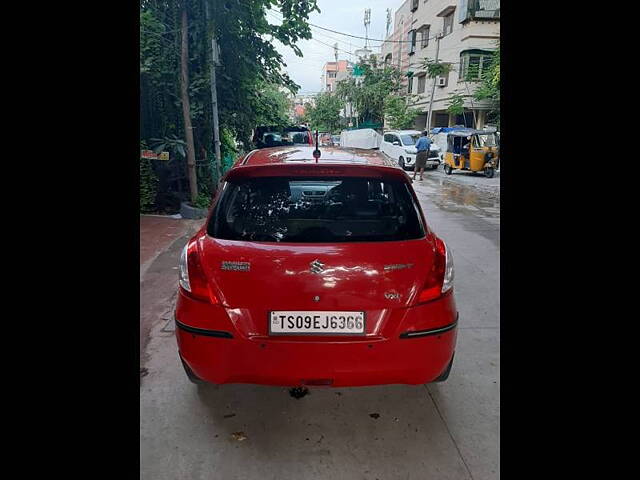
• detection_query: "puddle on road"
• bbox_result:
[418,177,500,218]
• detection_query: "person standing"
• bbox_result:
[413,130,432,181]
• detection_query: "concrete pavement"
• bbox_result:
[139,177,499,480]
[140,215,204,365]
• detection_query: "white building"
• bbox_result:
[381,0,500,130]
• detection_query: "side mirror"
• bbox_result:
[392,141,400,146]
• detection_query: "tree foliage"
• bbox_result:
[140,142,159,213]
[304,92,343,132]
[474,45,500,126]
[209,0,319,145]
[422,58,454,79]
[252,81,292,128]
[384,95,420,130]
[139,0,318,211]
[335,58,405,126]
[446,93,465,116]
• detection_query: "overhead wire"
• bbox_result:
[311,37,356,57]
[266,10,360,52]
[267,8,440,44]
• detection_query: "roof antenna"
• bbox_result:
[313,129,321,162]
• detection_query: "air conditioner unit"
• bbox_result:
[436,76,447,87]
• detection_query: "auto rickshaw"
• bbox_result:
[443,130,500,178]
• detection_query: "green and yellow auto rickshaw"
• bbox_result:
[443,130,500,178]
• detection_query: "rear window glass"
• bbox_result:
[209,177,425,243]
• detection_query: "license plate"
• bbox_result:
[269,311,365,335]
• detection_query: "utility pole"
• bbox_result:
[426,32,442,132]
[386,9,392,38]
[364,9,371,49]
[210,37,222,182]
[334,43,338,62]
[397,19,403,70]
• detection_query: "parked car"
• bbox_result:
[331,135,341,146]
[320,132,333,146]
[175,145,458,388]
[253,125,313,149]
[380,130,441,170]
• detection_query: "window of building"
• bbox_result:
[417,74,426,94]
[459,49,494,81]
[419,26,430,48]
[328,72,336,78]
[407,76,414,93]
[410,0,419,12]
[434,113,449,127]
[407,30,416,55]
[443,12,454,36]
[459,0,500,23]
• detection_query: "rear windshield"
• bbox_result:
[209,177,425,243]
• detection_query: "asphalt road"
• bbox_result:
[140,173,500,480]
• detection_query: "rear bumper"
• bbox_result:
[175,293,458,387]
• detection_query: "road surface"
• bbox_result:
[139,174,500,480]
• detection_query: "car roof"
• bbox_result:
[387,130,422,135]
[448,130,495,137]
[238,146,398,168]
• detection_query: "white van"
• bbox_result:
[380,130,441,170]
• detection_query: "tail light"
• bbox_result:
[417,237,454,304]
[179,240,218,304]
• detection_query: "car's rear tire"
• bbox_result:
[399,156,405,169]
[444,164,453,175]
[433,354,455,383]
[181,358,205,384]
[431,164,438,170]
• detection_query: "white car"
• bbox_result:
[380,130,441,170]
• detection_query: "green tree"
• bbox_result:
[474,45,500,127]
[209,0,319,145]
[335,59,404,126]
[305,92,343,133]
[140,142,159,213]
[446,93,465,116]
[139,0,319,210]
[252,81,292,128]
[422,58,454,79]
[384,95,420,130]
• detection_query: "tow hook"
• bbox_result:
[289,387,309,399]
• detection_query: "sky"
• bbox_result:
[268,0,403,94]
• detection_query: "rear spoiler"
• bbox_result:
[224,163,411,182]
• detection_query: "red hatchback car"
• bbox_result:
[175,146,457,387]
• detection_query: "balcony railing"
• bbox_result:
[459,0,500,22]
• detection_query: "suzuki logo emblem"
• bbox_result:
[310,259,325,274]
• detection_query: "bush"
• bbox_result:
[140,157,158,213]
[154,190,182,214]
[191,193,211,209]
